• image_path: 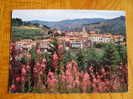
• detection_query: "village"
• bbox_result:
[15,26,125,52]
[9,10,128,93]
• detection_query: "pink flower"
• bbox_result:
[83,72,90,81]
[53,52,58,60]
[81,81,88,93]
[21,67,26,75]
[57,44,64,55]
[67,84,73,89]
[39,71,43,75]
[52,52,59,69]
[47,78,56,88]
[92,83,96,88]
[36,62,40,66]
[27,54,31,59]
[58,44,64,50]
[21,76,25,82]
[26,65,30,71]
[75,79,80,86]
[33,68,37,73]
[88,66,94,72]
[40,64,45,68]
[80,72,91,92]
[36,48,41,54]
[61,74,66,82]
[47,72,57,88]
[93,78,97,83]
[15,76,21,82]
[105,79,110,85]
[73,65,78,73]
[10,84,17,90]
[101,68,105,73]
[66,63,72,70]
[48,72,54,77]
[42,58,47,63]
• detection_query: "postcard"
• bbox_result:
[9,10,128,93]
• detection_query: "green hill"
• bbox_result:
[84,16,126,35]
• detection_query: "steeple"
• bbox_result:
[82,26,87,33]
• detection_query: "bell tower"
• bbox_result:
[82,26,87,33]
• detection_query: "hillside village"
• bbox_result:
[15,26,125,51]
[9,11,128,93]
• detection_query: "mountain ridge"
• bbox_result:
[28,18,106,30]
[25,16,125,34]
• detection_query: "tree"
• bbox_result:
[33,23,40,27]
[63,51,72,65]
[95,42,105,48]
[76,49,104,71]
[86,49,104,67]
[76,50,87,71]
[116,44,127,65]
[103,43,121,66]
[12,18,23,26]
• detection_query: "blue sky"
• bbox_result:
[12,10,125,22]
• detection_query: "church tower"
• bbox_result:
[82,26,87,33]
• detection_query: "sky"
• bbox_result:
[12,9,125,22]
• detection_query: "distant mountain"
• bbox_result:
[28,16,126,34]
[83,16,126,34]
[29,18,106,31]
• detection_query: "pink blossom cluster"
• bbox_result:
[9,42,128,93]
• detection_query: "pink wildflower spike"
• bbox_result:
[15,76,21,82]
[10,84,17,91]
[21,67,26,75]
[52,52,59,69]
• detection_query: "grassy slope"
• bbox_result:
[11,26,43,41]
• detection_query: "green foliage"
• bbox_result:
[43,52,52,71]
[47,38,58,54]
[103,43,121,66]
[86,16,126,35]
[44,38,58,71]
[85,49,104,67]
[12,27,42,41]
[12,18,23,26]
[76,49,104,71]
[63,50,76,65]
[75,43,125,70]
[116,44,127,65]
[30,47,37,62]
[76,50,88,71]
[95,42,106,48]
